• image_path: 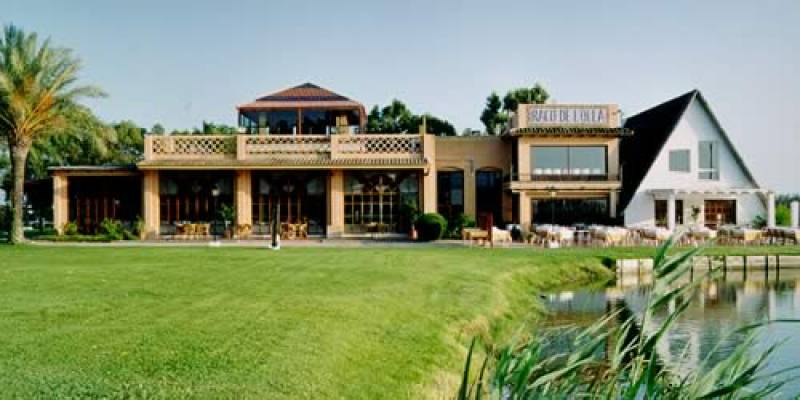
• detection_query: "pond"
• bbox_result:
[544,260,800,396]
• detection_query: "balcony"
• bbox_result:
[141,134,430,168]
[505,172,621,192]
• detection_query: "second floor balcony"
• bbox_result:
[505,170,621,191]
[141,134,430,168]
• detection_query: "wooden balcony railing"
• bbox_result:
[143,134,427,163]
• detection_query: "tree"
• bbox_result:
[151,123,165,135]
[502,83,549,113]
[366,99,456,136]
[481,82,550,135]
[0,25,103,243]
[195,120,236,134]
[480,92,503,134]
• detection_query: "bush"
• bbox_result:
[0,205,10,233]
[415,213,447,241]
[446,213,476,239]
[98,219,124,240]
[62,221,79,236]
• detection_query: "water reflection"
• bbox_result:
[544,267,800,396]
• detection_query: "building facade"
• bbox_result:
[48,84,775,239]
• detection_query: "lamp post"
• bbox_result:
[211,185,220,242]
[549,189,557,225]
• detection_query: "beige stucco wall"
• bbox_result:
[434,136,511,220]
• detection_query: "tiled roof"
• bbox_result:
[238,83,365,111]
[507,127,633,137]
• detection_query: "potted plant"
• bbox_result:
[218,204,235,239]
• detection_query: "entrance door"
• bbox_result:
[704,199,736,228]
[476,170,503,226]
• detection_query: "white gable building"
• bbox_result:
[620,90,775,230]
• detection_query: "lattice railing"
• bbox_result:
[334,134,423,159]
[148,136,236,160]
[246,135,330,160]
[144,134,426,163]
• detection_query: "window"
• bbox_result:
[437,170,464,222]
[669,149,690,172]
[531,146,607,176]
[704,199,736,227]
[532,198,609,226]
[344,172,419,233]
[698,141,719,180]
[654,200,684,227]
[476,170,503,226]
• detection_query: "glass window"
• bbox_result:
[437,170,464,222]
[654,200,684,227]
[344,172,419,233]
[698,141,719,180]
[531,147,568,175]
[476,170,503,226]
[669,149,691,172]
[530,146,606,176]
[569,147,606,175]
[531,198,609,226]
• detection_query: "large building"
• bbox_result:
[48,84,775,239]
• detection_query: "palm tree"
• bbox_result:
[0,24,103,243]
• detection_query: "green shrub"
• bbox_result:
[62,221,79,236]
[98,219,124,240]
[0,205,10,233]
[133,215,145,238]
[36,234,111,242]
[446,213,476,239]
[415,213,447,241]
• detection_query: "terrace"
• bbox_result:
[140,133,430,167]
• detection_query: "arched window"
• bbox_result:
[437,169,464,223]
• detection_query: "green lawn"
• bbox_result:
[0,244,798,399]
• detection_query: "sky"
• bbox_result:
[3,0,799,192]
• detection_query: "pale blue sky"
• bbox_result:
[3,0,799,192]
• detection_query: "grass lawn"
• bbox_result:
[0,244,798,399]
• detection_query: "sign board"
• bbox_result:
[527,105,615,128]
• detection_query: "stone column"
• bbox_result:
[141,170,160,239]
[327,170,345,237]
[422,134,437,214]
[235,170,252,237]
[791,200,799,229]
[518,192,531,230]
[52,173,69,234]
[766,191,776,228]
[666,192,677,231]
[609,191,618,219]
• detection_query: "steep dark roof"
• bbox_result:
[237,82,365,111]
[619,90,697,211]
[619,89,759,212]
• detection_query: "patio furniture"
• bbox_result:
[688,225,717,244]
[491,227,512,247]
[641,226,671,245]
[462,227,489,246]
